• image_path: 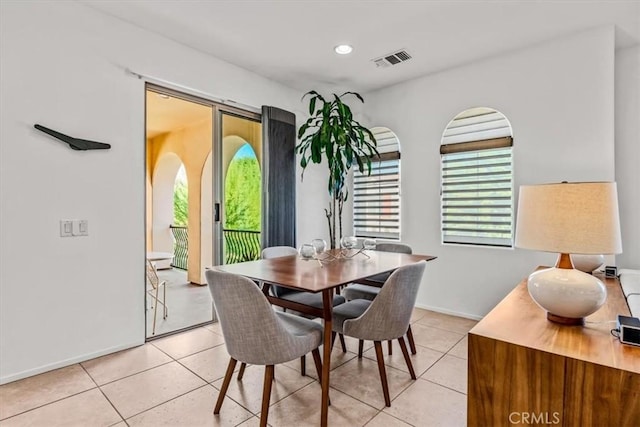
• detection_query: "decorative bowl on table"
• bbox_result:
[363,238,377,250]
[299,244,316,259]
[311,239,327,255]
[340,236,358,249]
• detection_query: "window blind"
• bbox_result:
[440,108,513,247]
[353,127,400,240]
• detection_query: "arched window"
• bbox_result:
[353,127,401,240]
[440,107,513,247]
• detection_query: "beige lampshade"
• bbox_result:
[515,182,622,255]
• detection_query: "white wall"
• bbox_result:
[362,27,616,319]
[0,1,307,383]
[615,46,640,270]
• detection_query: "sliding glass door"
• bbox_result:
[215,110,262,265]
[145,84,260,338]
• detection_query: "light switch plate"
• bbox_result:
[78,220,88,236]
[60,220,73,237]
[72,219,89,236]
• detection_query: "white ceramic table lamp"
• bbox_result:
[515,182,622,325]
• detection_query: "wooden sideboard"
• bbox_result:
[468,271,640,426]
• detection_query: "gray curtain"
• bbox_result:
[261,106,296,249]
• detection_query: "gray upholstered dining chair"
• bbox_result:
[342,242,417,356]
[342,242,413,300]
[332,261,426,407]
[262,246,348,362]
[205,269,324,427]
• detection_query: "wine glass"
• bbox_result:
[363,238,377,251]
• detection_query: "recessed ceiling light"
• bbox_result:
[334,44,353,55]
[157,94,170,99]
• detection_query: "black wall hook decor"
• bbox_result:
[34,124,111,151]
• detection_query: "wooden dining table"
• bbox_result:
[213,248,436,426]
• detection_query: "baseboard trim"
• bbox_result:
[415,302,483,321]
[0,340,143,385]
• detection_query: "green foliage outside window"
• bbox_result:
[170,149,261,232]
[173,179,188,226]
[225,155,261,231]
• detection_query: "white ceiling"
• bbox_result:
[83,0,640,93]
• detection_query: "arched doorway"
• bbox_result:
[151,152,184,266]
[223,142,261,263]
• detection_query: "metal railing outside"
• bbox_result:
[170,225,188,270]
[168,226,260,268]
[224,229,261,264]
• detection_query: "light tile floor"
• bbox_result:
[0,308,476,427]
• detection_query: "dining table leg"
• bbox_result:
[321,288,333,427]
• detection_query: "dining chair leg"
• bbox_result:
[358,339,364,358]
[374,341,391,407]
[237,362,246,381]
[321,289,334,424]
[300,355,306,376]
[398,336,417,380]
[152,286,159,335]
[388,339,393,355]
[310,349,330,406]
[311,348,323,382]
[214,358,237,414]
[331,331,337,350]
[406,325,417,355]
[260,365,274,427]
[163,283,168,318]
[339,333,347,353]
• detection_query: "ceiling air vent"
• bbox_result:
[372,49,412,68]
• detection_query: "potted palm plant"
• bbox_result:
[297,91,378,249]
